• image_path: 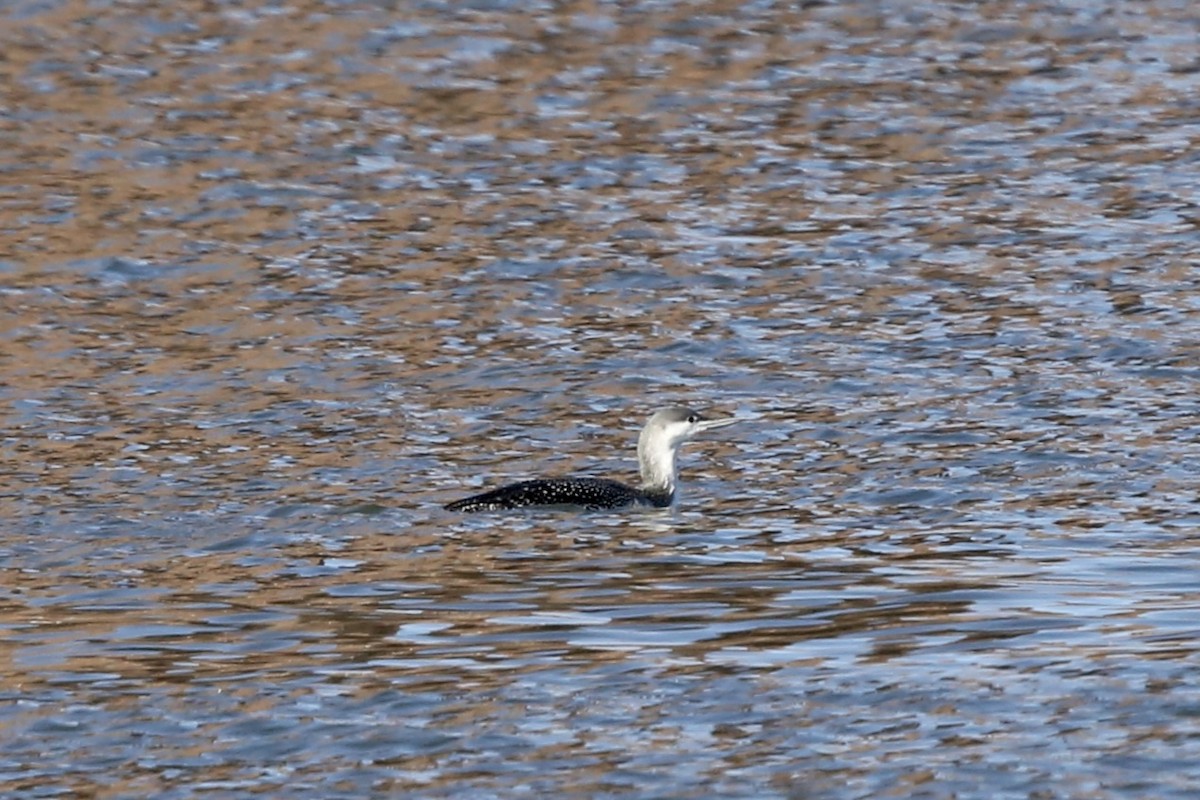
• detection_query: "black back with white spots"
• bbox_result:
[444,477,671,512]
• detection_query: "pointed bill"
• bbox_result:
[694,416,737,433]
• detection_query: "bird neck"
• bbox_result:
[637,433,678,497]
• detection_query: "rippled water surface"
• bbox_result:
[3,0,1200,797]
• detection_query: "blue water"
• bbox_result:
[3,0,1200,797]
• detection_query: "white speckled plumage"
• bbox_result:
[444,407,735,512]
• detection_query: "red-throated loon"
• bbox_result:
[443,406,736,512]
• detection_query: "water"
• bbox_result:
[3,0,1200,797]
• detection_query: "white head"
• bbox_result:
[637,406,737,498]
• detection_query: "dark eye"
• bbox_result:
[687,414,698,424]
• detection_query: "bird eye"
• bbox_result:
[687,414,698,424]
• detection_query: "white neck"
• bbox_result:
[637,430,678,496]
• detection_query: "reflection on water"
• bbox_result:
[3,0,1200,796]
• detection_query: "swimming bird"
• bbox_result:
[443,406,736,512]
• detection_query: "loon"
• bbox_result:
[443,406,736,512]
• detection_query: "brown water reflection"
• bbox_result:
[3,0,1200,797]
